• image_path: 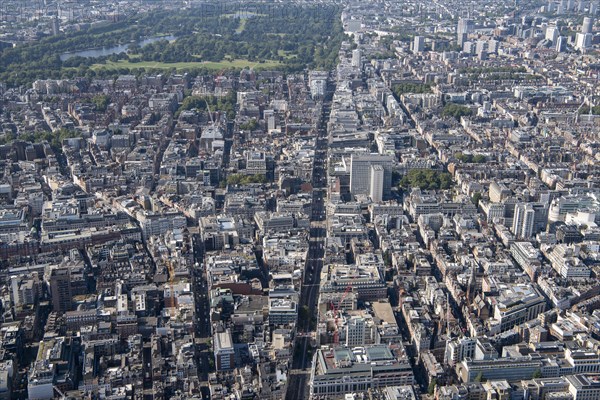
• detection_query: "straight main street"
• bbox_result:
[285,84,335,400]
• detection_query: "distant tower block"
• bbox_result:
[545,26,559,43]
[351,49,362,68]
[413,36,425,53]
[51,17,60,35]
[457,17,474,46]
[582,17,594,34]
[556,36,566,52]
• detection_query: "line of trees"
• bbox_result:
[455,152,486,163]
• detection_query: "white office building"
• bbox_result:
[349,153,393,199]
[369,164,384,203]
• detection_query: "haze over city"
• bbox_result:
[0,0,600,399]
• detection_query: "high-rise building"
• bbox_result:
[566,0,575,11]
[545,26,560,43]
[349,154,393,199]
[50,267,72,312]
[369,165,384,203]
[582,17,593,34]
[475,40,487,59]
[351,49,362,68]
[512,203,535,239]
[556,36,566,52]
[575,32,593,50]
[413,36,425,53]
[463,41,476,54]
[457,18,474,46]
[51,17,60,36]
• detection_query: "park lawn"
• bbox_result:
[277,50,295,59]
[91,58,283,71]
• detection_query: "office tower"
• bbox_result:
[512,203,535,239]
[351,49,362,68]
[349,153,393,199]
[413,36,425,53]
[369,165,384,202]
[582,17,593,34]
[457,18,474,46]
[50,267,72,312]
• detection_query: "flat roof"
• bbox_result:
[372,301,397,326]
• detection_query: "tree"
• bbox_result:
[474,371,484,382]
[399,169,453,191]
[298,305,310,325]
[226,173,267,186]
[92,95,110,112]
[442,103,472,121]
[239,119,258,131]
[471,192,482,207]
[532,369,542,379]
[383,250,392,267]
[456,152,486,164]
[392,82,432,97]
[428,378,437,395]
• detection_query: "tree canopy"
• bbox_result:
[442,103,472,120]
[0,5,346,87]
[455,152,486,163]
[392,82,432,97]
[399,169,453,190]
[226,173,267,186]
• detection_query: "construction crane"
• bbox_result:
[214,68,227,87]
[330,283,354,345]
[53,386,67,400]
